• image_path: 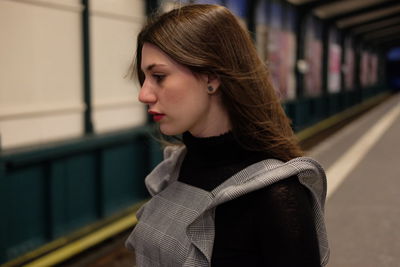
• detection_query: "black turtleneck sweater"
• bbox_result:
[178,132,321,267]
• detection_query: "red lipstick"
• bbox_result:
[148,110,165,122]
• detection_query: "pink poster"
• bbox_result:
[256,24,269,64]
[304,17,322,97]
[268,28,281,96]
[255,0,269,64]
[285,31,297,100]
[328,44,341,93]
[278,31,296,100]
[360,52,369,87]
[278,32,289,99]
[369,54,378,85]
[344,39,355,90]
[305,39,322,97]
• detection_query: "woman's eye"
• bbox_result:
[152,74,165,83]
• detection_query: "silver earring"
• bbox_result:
[207,85,216,94]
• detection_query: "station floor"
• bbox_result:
[307,93,400,267]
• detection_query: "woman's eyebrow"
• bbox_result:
[142,63,167,72]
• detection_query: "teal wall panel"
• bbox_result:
[328,93,340,116]
[102,142,148,216]
[2,166,47,261]
[0,127,159,264]
[50,154,97,238]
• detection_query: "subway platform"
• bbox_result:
[308,93,400,267]
[59,93,400,267]
[4,94,398,267]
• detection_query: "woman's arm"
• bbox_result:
[258,176,322,267]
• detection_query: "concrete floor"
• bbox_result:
[308,93,400,267]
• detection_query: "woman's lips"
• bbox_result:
[153,114,165,122]
[148,111,165,122]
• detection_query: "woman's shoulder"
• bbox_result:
[255,175,310,204]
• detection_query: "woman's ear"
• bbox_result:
[208,74,221,90]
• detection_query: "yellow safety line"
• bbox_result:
[24,214,137,267]
[1,207,141,267]
[296,93,389,141]
[0,238,70,267]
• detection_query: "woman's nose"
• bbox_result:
[138,82,157,104]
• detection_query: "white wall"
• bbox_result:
[90,0,146,133]
[0,0,84,149]
[0,0,146,149]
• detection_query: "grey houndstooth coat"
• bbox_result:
[126,146,329,267]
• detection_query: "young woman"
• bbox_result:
[126,4,329,267]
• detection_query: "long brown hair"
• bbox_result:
[134,4,303,161]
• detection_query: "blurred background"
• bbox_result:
[1,0,399,266]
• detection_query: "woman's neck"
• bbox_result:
[179,131,270,190]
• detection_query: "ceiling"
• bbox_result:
[286,0,400,51]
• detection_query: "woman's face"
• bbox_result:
[139,43,230,137]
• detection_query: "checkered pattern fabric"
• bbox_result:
[126,146,329,266]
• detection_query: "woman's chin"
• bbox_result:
[159,125,184,136]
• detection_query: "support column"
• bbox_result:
[82,0,94,134]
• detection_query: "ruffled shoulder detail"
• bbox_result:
[187,157,329,266]
[210,157,326,208]
[145,145,186,196]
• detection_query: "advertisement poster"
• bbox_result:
[369,54,378,85]
[344,38,355,90]
[244,0,297,100]
[360,51,369,87]
[287,31,297,100]
[267,0,284,98]
[256,25,269,63]
[268,28,281,96]
[304,16,322,97]
[255,0,269,64]
[284,6,297,100]
[328,43,341,93]
[278,31,296,100]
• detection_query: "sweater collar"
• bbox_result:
[182,131,254,164]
